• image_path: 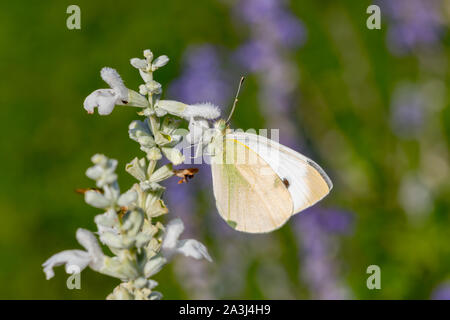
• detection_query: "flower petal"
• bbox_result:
[42,250,91,280]
[129,119,151,141]
[95,209,119,228]
[85,165,103,180]
[149,164,174,183]
[118,189,137,207]
[127,89,150,108]
[100,67,128,99]
[162,219,184,250]
[130,58,148,69]
[152,55,169,69]
[161,147,184,165]
[83,89,118,115]
[125,158,147,182]
[144,256,167,278]
[149,291,163,300]
[161,219,212,262]
[97,93,120,115]
[85,190,111,208]
[176,239,212,262]
[156,100,187,118]
[76,228,105,269]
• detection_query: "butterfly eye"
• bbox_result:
[282,178,290,188]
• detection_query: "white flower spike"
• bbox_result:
[183,102,221,120]
[47,49,214,300]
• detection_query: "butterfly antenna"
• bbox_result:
[226,76,245,125]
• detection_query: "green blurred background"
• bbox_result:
[0,0,449,299]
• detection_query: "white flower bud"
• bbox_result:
[139,69,153,83]
[143,49,153,61]
[146,147,162,161]
[117,189,137,207]
[139,84,148,95]
[125,157,148,182]
[161,147,184,165]
[130,58,148,69]
[149,164,174,183]
[85,190,110,208]
[145,80,162,95]
[149,291,163,300]
[127,90,150,108]
[144,256,167,278]
[95,209,119,228]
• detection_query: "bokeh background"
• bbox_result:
[1,0,449,299]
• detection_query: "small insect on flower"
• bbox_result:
[173,168,200,184]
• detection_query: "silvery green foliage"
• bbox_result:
[43,49,220,300]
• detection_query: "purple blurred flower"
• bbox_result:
[431,282,450,300]
[390,83,425,138]
[295,207,354,299]
[237,0,306,48]
[271,9,307,48]
[233,40,277,72]
[379,0,446,55]
[163,177,196,237]
[232,0,304,118]
[315,208,354,235]
[169,45,232,107]
[239,0,279,24]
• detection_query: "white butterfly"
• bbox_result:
[185,78,332,234]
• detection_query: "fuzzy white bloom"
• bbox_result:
[83,68,129,115]
[101,67,128,98]
[42,229,105,280]
[161,219,212,262]
[183,102,221,120]
[155,100,221,121]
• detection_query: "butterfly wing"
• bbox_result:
[227,132,332,215]
[211,137,293,233]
